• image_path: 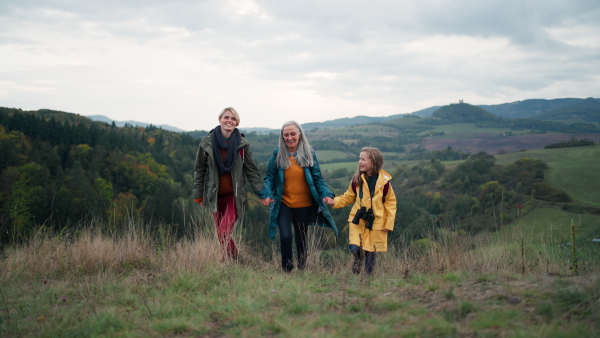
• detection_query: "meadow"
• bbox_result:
[418,123,526,140]
[495,144,600,208]
[1,215,598,337]
[314,150,355,163]
[321,159,418,173]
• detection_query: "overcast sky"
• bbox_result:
[1,1,599,131]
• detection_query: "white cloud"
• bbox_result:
[0,0,599,131]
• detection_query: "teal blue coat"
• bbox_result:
[259,148,338,240]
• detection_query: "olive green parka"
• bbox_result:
[193,129,264,218]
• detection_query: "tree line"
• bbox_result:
[0,107,198,241]
[0,107,580,251]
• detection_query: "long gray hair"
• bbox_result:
[276,121,314,169]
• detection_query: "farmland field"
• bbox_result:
[321,159,419,173]
[420,122,600,155]
[418,123,521,139]
[496,144,600,208]
[314,150,355,162]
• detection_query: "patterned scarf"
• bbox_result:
[212,126,240,175]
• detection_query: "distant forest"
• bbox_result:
[0,107,199,241]
[0,105,593,248]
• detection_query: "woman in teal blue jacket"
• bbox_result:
[260,121,338,272]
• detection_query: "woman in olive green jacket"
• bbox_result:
[193,107,266,259]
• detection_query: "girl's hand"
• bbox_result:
[323,197,334,205]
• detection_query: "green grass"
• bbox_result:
[322,159,422,173]
[501,207,600,242]
[315,150,355,162]
[321,161,357,172]
[496,144,600,207]
[385,116,422,127]
[1,225,599,337]
[417,123,533,140]
[2,262,598,337]
[311,124,401,139]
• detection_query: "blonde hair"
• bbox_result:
[276,121,314,169]
[218,107,240,126]
[352,146,384,185]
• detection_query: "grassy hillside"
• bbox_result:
[496,144,600,208]
[321,159,418,174]
[314,150,355,163]
[311,123,403,139]
[418,123,531,139]
[499,207,600,242]
[1,223,598,336]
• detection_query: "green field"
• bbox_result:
[496,144,600,207]
[322,159,423,173]
[315,150,355,162]
[311,124,400,139]
[499,207,600,242]
[385,115,422,127]
[418,123,536,140]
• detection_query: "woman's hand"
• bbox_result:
[323,197,334,205]
[260,198,273,206]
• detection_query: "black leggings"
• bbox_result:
[277,204,315,271]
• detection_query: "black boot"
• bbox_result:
[365,251,375,275]
[349,245,362,274]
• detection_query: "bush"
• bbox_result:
[532,183,572,202]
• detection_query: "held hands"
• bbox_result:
[323,197,334,205]
[260,197,332,206]
[260,198,274,206]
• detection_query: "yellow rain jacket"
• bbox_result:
[333,169,397,252]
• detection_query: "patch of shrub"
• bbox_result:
[532,183,572,202]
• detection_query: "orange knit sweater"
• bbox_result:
[282,157,312,208]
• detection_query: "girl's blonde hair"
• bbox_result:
[352,146,384,186]
[218,107,240,126]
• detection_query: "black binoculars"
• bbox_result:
[352,206,375,229]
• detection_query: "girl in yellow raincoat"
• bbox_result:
[328,147,396,275]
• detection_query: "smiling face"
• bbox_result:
[218,110,238,136]
[282,124,301,153]
[358,151,374,176]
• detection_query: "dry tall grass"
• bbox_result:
[1,216,596,282]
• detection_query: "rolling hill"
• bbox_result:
[87,114,186,132]
[24,97,598,134]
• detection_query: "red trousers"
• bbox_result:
[212,193,238,259]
